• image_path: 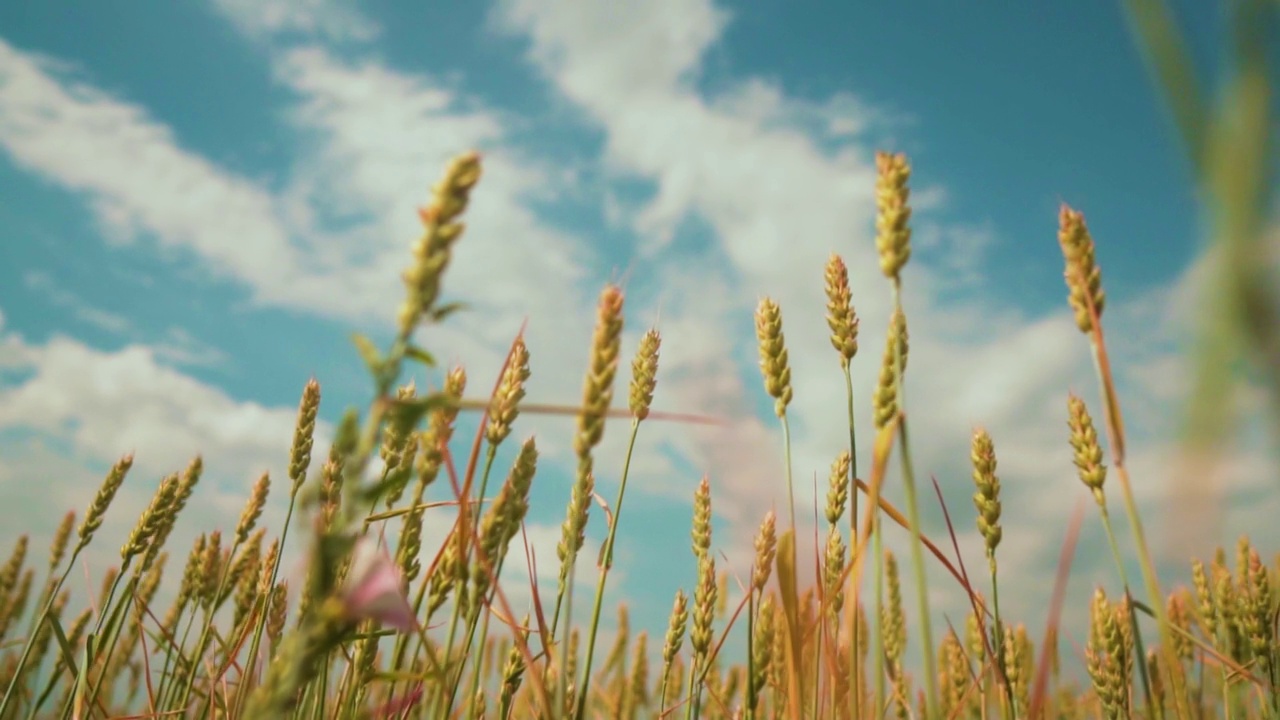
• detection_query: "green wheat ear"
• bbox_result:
[754,297,793,419]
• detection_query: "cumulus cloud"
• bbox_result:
[0,37,577,332]
[208,0,380,44]
[0,40,309,305]
[0,323,312,620]
[489,0,1277,650]
[23,270,132,334]
[2,0,1274,682]
[270,45,606,401]
[0,23,651,647]
[0,32,623,423]
[0,318,607,636]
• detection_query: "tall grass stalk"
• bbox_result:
[1120,9,1277,718]
[1,48,1277,714]
[888,280,940,720]
[576,416,643,720]
[0,453,129,718]
[839,363,860,718]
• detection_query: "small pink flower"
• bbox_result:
[341,536,418,633]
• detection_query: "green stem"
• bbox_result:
[556,562,576,720]
[434,567,468,718]
[989,561,1011,720]
[872,490,886,718]
[657,656,676,718]
[842,362,861,720]
[79,571,143,716]
[1089,334,1186,718]
[813,591,823,720]
[781,418,796,532]
[233,490,302,716]
[890,280,939,720]
[175,530,249,714]
[155,596,200,710]
[1096,504,1156,720]
[463,578,504,720]
[0,558,79,716]
[456,531,517,719]
[745,591,757,720]
[683,653,701,720]
[442,447,502,716]
[574,418,642,720]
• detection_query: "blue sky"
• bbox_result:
[0,0,1267,675]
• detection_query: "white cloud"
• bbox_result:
[262,46,666,484]
[23,270,132,334]
[494,0,730,100]
[490,0,1004,537]
[0,30,670,652]
[0,320,610,644]
[489,0,1279,655]
[0,40,443,326]
[0,323,322,632]
[151,326,233,369]
[271,45,593,325]
[2,0,1274,681]
[0,329,316,487]
[0,30,637,483]
[13,267,236,376]
[0,37,594,349]
[913,220,998,291]
[208,0,380,44]
[0,40,307,300]
[16,270,230,369]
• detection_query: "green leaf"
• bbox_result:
[1121,0,1209,177]
[776,529,801,703]
[361,466,414,507]
[386,392,455,432]
[428,301,467,323]
[46,612,79,680]
[297,480,324,511]
[74,632,95,719]
[351,333,384,376]
[316,533,357,595]
[404,344,437,368]
[333,409,361,460]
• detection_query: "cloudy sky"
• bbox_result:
[1,0,1270,676]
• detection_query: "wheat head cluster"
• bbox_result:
[0,148,1272,720]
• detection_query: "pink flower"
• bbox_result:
[341,536,418,633]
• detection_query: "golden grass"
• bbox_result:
[0,5,1277,715]
[0,147,1270,720]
